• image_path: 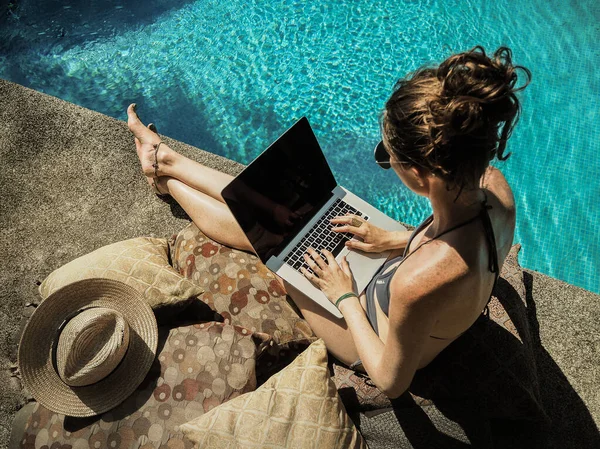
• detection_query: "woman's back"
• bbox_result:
[369,166,516,368]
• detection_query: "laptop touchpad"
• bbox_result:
[345,249,389,290]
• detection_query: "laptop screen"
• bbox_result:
[221,117,337,263]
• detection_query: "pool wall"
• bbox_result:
[1,0,599,294]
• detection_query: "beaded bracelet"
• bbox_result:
[152,142,163,178]
[335,292,358,309]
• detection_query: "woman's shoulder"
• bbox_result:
[390,166,516,306]
[391,241,470,305]
[482,166,515,217]
[482,166,517,258]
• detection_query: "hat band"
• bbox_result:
[51,306,130,387]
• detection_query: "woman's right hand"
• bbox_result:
[330,215,410,253]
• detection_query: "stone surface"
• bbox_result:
[1,78,598,448]
[0,78,242,448]
[522,269,600,447]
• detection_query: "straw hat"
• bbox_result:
[18,278,158,417]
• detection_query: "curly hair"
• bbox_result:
[382,46,531,196]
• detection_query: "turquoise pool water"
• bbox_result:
[1,0,599,293]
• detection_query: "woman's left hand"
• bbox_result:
[300,248,356,305]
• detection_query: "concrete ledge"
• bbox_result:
[522,269,599,446]
[0,78,244,447]
[1,78,598,448]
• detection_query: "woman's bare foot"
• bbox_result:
[127,104,176,178]
[146,176,171,197]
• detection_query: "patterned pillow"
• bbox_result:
[39,237,204,322]
[169,223,317,382]
[180,339,366,449]
[16,322,267,448]
[329,360,392,412]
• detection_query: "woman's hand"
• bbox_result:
[300,248,355,305]
[330,214,402,253]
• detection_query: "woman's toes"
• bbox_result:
[127,109,145,136]
[127,104,141,128]
[127,104,157,142]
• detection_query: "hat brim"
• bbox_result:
[18,278,158,417]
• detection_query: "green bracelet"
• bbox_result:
[335,292,358,308]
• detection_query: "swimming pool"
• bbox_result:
[1,0,599,293]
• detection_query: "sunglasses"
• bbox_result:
[374,141,391,170]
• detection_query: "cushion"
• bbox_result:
[329,360,393,413]
[15,321,267,448]
[180,339,366,449]
[39,236,205,322]
[169,223,317,382]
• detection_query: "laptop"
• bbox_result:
[221,117,406,318]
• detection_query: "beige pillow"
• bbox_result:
[39,237,204,320]
[181,339,366,448]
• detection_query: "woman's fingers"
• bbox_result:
[300,267,322,286]
[303,248,340,281]
[341,256,353,276]
[331,225,364,237]
[345,238,370,252]
[331,215,366,233]
[303,254,322,275]
[331,225,366,238]
[330,214,363,225]
[320,249,337,267]
[330,224,350,233]
[305,248,327,271]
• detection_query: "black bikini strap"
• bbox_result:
[480,191,499,275]
[402,214,433,258]
[401,191,499,277]
[400,212,482,266]
[435,214,481,240]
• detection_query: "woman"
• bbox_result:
[128,46,530,399]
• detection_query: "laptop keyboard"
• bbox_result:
[283,198,369,275]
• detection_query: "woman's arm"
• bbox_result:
[302,246,457,398]
[330,215,413,252]
[338,279,438,397]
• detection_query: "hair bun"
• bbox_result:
[433,46,531,137]
[382,45,530,196]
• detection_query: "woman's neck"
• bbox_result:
[427,179,485,236]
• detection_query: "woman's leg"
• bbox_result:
[155,177,254,252]
[127,104,232,203]
[155,174,365,368]
[128,104,253,251]
[128,105,365,370]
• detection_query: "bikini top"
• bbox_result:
[364,193,500,339]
